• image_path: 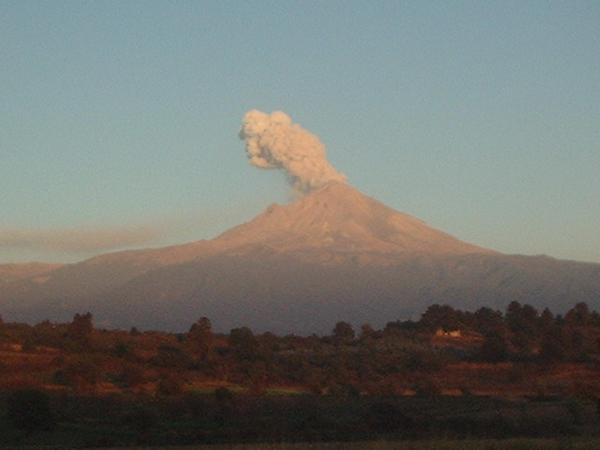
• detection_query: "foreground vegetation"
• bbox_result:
[2,301,600,447]
[7,438,600,450]
[3,392,600,447]
[92,439,600,450]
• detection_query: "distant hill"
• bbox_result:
[1,182,599,333]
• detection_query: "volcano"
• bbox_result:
[1,183,599,333]
[214,182,492,259]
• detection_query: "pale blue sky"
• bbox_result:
[1,1,599,263]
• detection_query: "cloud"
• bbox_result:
[239,110,347,193]
[0,206,256,263]
[0,225,163,254]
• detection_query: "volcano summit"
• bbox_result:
[1,181,599,333]
[2,110,599,333]
[214,182,491,261]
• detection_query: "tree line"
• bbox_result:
[1,301,600,396]
[2,301,600,446]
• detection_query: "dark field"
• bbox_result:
[94,440,600,450]
[2,302,600,447]
[2,393,600,448]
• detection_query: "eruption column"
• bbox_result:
[239,110,346,194]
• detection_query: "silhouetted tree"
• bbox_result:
[188,317,214,359]
[332,321,355,343]
[566,302,591,327]
[473,307,504,334]
[359,323,376,340]
[31,320,62,348]
[506,302,538,336]
[539,308,555,331]
[229,327,258,361]
[505,303,538,356]
[420,304,462,331]
[66,312,93,349]
[480,328,509,362]
[564,326,587,360]
[540,326,567,363]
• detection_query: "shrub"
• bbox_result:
[6,389,55,433]
[157,373,183,396]
[215,386,234,402]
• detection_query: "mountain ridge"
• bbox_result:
[1,183,599,333]
[213,182,494,261]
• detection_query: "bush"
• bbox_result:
[119,363,146,388]
[157,373,183,396]
[6,389,55,433]
[215,386,234,402]
[62,355,100,391]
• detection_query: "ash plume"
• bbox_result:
[239,110,346,193]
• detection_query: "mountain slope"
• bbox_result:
[85,251,600,333]
[1,182,599,333]
[214,182,492,259]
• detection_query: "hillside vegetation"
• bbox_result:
[2,301,600,447]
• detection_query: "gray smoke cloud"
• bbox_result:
[239,110,346,193]
[0,210,245,263]
[0,225,162,254]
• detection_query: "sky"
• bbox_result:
[1,1,599,264]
